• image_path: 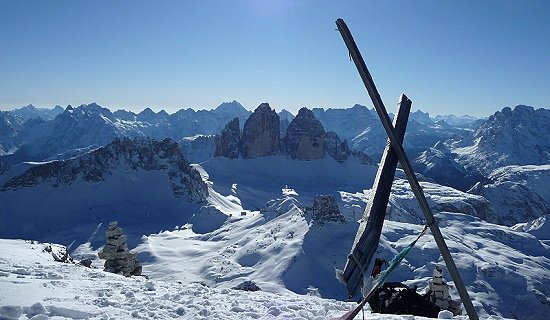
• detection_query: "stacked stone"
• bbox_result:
[428,265,461,315]
[98,221,142,277]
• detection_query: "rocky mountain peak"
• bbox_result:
[214,100,246,114]
[284,107,325,160]
[214,117,241,159]
[466,105,550,173]
[240,103,280,159]
[324,131,350,163]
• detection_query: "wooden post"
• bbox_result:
[335,18,479,320]
[342,94,411,297]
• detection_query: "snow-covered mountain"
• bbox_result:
[455,105,550,175]
[4,103,140,163]
[413,141,485,191]
[469,165,550,226]
[312,105,477,162]
[434,114,483,128]
[0,101,251,164]
[0,137,208,247]
[0,111,25,156]
[10,104,64,121]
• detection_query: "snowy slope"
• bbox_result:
[134,201,549,319]
[0,239,374,320]
[454,105,550,174]
[469,165,550,226]
[132,157,547,318]
[0,137,208,248]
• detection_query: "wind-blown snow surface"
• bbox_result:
[0,239,378,320]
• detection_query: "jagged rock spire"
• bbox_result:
[240,103,281,159]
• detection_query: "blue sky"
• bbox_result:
[1,1,548,116]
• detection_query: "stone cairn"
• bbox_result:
[98,221,142,277]
[428,265,461,315]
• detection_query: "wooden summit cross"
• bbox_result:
[335,19,478,320]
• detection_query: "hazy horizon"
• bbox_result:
[1,1,549,117]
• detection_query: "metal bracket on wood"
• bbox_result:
[335,18,478,320]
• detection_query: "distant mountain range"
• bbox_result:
[1,100,548,227]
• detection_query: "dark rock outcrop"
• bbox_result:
[233,280,261,291]
[306,195,345,226]
[324,131,350,163]
[214,117,241,159]
[284,107,325,160]
[240,103,280,159]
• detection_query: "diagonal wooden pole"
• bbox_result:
[341,94,411,298]
[335,18,478,320]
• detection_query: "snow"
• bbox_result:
[2,126,549,319]
[1,239,464,320]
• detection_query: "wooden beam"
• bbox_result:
[335,18,478,320]
[342,94,411,297]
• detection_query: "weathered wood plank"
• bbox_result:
[341,94,411,297]
[336,18,478,320]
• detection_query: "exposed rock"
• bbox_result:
[324,131,350,163]
[0,162,10,175]
[306,195,345,226]
[98,221,142,277]
[233,280,261,291]
[179,135,215,164]
[43,243,73,263]
[284,107,325,160]
[0,305,23,320]
[240,103,280,158]
[80,258,93,268]
[214,117,241,159]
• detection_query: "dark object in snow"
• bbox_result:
[371,258,387,277]
[368,282,440,318]
[305,194,346,226]
[80,258,93,268]
[44,244,73,263]
[98,221,142,276]
[233,280,261,291]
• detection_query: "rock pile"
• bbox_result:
[233,280,261,292]
[98,221,142,277]
[428,265,461,315]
